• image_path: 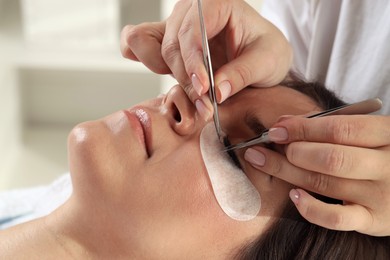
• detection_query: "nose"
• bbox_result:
[163,85,198,136]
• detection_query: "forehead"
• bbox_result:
[219,85,320,128]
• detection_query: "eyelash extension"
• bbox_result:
[223,136,243,169]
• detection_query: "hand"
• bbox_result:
[120,0,292,105]
[244,115,390,236]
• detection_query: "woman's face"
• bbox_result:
[68,85,319,258]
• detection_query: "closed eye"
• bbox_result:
[223,136,242,169]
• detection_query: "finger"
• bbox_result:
[177,2,210,103]
[162,0,193,87]
[124,22,171,74]
[285,142,387,180]
[182,75,206,105]
[290,189,378,235]
[270,115,390,147]
[195,94,214,122]
[244,147,376,205]
[275,115,295,123]
[178,0,233,101]
[120,25,139,61]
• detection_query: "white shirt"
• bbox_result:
[262,0,390,115]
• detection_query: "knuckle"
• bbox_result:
[327,117,356,143]
[329,212,345,230]
[268,156,283,176]
[177,23,198,69]
[181,83,197,103]
[297,121,310,140]
[182,49,200,74]
[122,24,133,33]
[286,119,310,141]
[121,25,145,58]
[307,172,330,194]
[121,24,133,39]
[161,38,181,64]
[235,63,254,87]
[300,201,314,222]
[125,25,144,45]
[323,146,346,175]
[285,143,298,164]
[177,19,192,40]
[120,43,130,58]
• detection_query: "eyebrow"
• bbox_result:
[244,111,266,136]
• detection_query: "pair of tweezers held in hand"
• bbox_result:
[196,1,383,152]
[223,98,383,152]
[197,0,224,142]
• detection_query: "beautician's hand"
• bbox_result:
[244,115,390,236]
[120,0,292,108]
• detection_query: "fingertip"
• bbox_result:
[268,127,289,142]
[244,148,266,168]
[290,188,312,209]
[191,74,204,96]
[195,95,213,122]
[289,189,300,205]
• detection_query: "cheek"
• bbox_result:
[123,145,228,242]
[141,141,239,233]
[147,145,216,216]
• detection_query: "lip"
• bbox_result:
[124,108,152,157]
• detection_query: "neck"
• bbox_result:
[0,199,137,259]
[45,201,130,259]
[44,197,138,259]
[0,201,92,259]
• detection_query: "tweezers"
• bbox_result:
[223,98,383,151]
[198,0,224,142]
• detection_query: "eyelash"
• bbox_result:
[223,136,242,169]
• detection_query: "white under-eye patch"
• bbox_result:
[200,123,261,221]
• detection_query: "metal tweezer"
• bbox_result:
[198,0,224,142]
[223,98,383,152]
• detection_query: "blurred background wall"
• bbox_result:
[0,0,262,190]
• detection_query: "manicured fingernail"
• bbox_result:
[289,189,300,204]
[195,99,211,121]
[244,148,265,167]
[191,74,204,96]
[268,127,288,142]
[217,80,231,103]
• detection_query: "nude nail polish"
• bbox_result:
[289,189,300,204]
[268,127,288,142]
[218,80,231,103]
[244,148,265,167]
[195,99,211,121]
[192,74,204,96]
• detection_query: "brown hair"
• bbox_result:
[235,74,390,259]
[236,202,390,259]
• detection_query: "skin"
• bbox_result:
[249,114,390,236]
[120,0,292,110]
[121,0,390,236]
[0,85,320,259]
